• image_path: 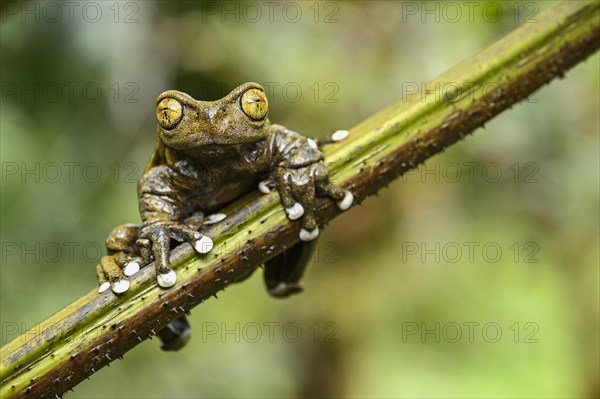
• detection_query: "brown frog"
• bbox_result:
[95,82,353,349]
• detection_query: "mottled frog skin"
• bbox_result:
[95,82,353,350]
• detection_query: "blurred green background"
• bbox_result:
[1,1,598,398]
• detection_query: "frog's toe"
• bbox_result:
[299,227,319,241]
[337,191,354,210]
[286,202,304,220]
[111,279,130,294]
[123,260,141,277]
[331,129,349,142]
[98,281,111,294]
[193,235,214,254]
[269,282,304,297]
[204,213,227,225]
[258,180,272,194]
[157,270,177,288]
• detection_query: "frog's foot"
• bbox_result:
[275,166,319,240]
[138,221,214,289]
[96,255,130,294]
[314,161,354,211]
[264,239,314,299]
[158,316,192,351]
[275,161,353,241]
[268,282,304,297]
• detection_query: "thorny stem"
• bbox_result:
[1,2,599,398]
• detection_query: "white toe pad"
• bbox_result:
[258,180,271,194]
[194,235,214,254]
[111,279,130,294]
[300,227,319,241]
[157,270,177,288]
[331,130,349,142]
[123,261,140,277]
[204,213,227,224]
[98,282,110,293]
[337,191,354,210]
[307,138,318,149]
[286,202,304,220]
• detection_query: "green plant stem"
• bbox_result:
[1,2,599,398]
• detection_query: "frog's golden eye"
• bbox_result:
[240,88,268,120]
[156,98,183,129]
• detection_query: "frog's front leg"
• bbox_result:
[269,125,354,241]
[257,125,353,297]
[137,165,214,288]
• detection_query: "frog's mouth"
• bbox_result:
[159,123,267,151]
[179,141,259,159]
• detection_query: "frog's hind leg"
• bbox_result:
[158,316,192,351]
[264,240,317,297]
[105,223,143,277]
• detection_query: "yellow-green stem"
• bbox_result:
[1,2,598,398]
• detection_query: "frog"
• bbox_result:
[95,82,353,350]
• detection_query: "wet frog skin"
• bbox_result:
[95,82,353,349]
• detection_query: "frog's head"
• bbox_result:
[155,82,270,151]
